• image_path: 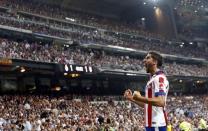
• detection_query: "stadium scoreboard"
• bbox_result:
[62,64,94,73]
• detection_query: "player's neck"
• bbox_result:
[150,66,158,76]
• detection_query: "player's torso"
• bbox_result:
[144,74,169,127]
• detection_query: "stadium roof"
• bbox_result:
[37,0,207,23]
[34,0,151,18]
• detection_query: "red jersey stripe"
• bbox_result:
[147,86,152,127]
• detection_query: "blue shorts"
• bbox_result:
[145,126,167,131]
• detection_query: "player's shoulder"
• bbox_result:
[154,74,169,89]
[154,74,168,82]
[155,73,166,79]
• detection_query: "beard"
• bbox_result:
[145,64,153,73]
[146,67,150,73]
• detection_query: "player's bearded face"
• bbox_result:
[143,54,155,73]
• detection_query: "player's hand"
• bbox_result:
[124,89,133,101]
[133,91,141,99]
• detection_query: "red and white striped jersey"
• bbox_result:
[144,70,169,127]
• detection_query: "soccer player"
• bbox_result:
[124,51,169,131]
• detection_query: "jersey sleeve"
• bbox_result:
[154,75,168,97]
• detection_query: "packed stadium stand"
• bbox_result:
[175,0,208,39]
[0,95,207,130]
[0,38,208,76]
[0,0,207,130]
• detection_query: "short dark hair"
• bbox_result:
[148,51,163,67]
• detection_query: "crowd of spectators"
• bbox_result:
[0,0,165,40]
[0,12,207,60]
[176,0,208,10]
[174,0,208,39]
[0,94,207,130]
[0,37,144,71]
[109,32,208,59]
[1,0,207,40]
[0,1,207,130]
[167,95,208,130]
[0,12,117,45]
[0,0,207,76]
[0,38,208,77]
